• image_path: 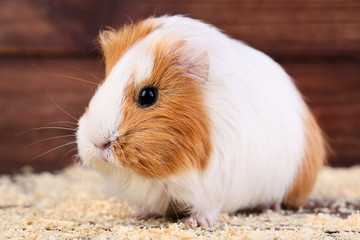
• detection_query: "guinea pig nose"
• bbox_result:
[94,141,111,150]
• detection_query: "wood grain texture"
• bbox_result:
[0,58,103,172]
[0,0,359,172]
[1,0,359,58]
[0,0,113,56]
[286,62,360,167]
[0,58,359,172]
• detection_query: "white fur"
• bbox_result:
[77,15,306,226]
[77,43,155,165]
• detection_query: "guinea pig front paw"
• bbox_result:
[181,215,214,228]
[259,201,282,213]
[131,210,160,220]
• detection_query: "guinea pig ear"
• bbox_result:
[98,28,115,53]
[171,40,209,84]
[97,28,119,76]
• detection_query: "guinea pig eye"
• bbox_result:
[138,86,158,108]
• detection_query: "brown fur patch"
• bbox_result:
[283,104,326,209]
[99,19,159,76]
[112,39,212,178]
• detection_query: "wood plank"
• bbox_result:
[0,58,103,172]
[0,0,113,56]
[285,63,360,167]
[0,58,359,173]
[1,0,359,58]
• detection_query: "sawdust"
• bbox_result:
[0,165,359,239]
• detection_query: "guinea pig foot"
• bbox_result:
[180,215,213,228]
[131,210,160,220]
[260,201,281,212]
[271,202,281,211]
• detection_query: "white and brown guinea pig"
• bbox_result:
[77,15,326,227]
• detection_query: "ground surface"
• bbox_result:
[0,165,359,239]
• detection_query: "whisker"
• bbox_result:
[31,59,100,84]
[26,134,76,147]
[46,92,78,122]
[19,121,77,136]
[50,72,98,86]
[47,121,78,125]
[46,58,103,82]
[68,65,102,82]
[27,141,76,163]
[36,120,77,126]
[26,126,76,132]
[59,147,78,165]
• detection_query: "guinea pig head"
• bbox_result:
[77,31,212,178]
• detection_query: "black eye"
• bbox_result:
[138,86,158,108]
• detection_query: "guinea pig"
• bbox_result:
[76,15,326,227]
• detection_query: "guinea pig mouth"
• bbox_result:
[96,148,112,163]
[99,152,108,162]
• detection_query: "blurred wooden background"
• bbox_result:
[1,0,359,173]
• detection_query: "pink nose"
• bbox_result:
[94,141,111,150]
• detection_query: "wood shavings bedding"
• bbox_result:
[0,165,359,239]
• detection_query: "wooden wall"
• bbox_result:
[1,0,359,172]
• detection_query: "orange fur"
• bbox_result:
[109,38,212,178]
[99,19,160,76]
[283,104,326,208]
